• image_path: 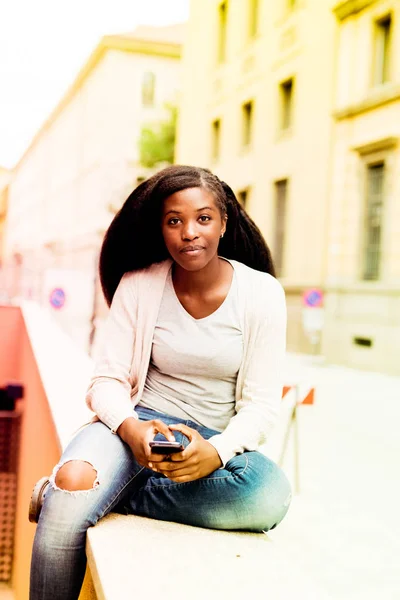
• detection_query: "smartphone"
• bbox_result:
[149,441,184,454]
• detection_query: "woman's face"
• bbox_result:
[161,187,227,272]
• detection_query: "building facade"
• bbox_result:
[4,25,182,350]
[0,167,10,262]
[177,0,400,374]
[0,167,10,300]
[176,0,336,355]
[323,0,400,373]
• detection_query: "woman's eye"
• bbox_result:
[168,218,180,225]
[199,215,211,222]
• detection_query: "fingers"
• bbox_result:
[147,452,167,463]
[152,419,176,442]
[144,422,199,470]
[149,448,199,472]
[168,423,197,441]
[150,458,188,472]
[152,464,198,482]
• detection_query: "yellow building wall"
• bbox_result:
[322,0,400,374]
[177,0,400,372]
[177,0,336,352]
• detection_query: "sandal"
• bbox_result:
[29,476,50,523]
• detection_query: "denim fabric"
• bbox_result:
[30,407,291,600]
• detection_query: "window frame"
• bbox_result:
[141,71,156,108]
[248,0,260,39]
[273,178,289,278]
[237,187,250,208]
[217,1,228,64]
[241,100,254,149]
[371,13,392,87]
[279,77,294,132]
[360,160,386,281]
[211,118,222,163]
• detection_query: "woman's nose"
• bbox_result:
[182,222,199,240]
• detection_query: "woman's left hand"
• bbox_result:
[148,423,222,482]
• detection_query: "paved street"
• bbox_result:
[270,354,400,599]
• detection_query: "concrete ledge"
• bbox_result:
[20,301,94,450]
[86,514,272,600]
[86,510,325,600]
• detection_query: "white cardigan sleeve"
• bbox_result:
[86,274,138,433]
[208,277,287,466]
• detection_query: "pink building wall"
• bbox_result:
[0,306,61,599]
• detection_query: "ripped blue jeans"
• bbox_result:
[30,406,292,600]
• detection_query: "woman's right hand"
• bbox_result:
[116,417,175,468]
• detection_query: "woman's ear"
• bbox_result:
[220,214,228,238]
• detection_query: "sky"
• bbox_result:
[0,0,190,169]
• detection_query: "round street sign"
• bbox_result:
[49,288,66,310]
[303,288,323,308]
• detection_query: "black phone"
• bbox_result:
[149,441,184,454]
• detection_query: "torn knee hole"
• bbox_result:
[52,459,99,492]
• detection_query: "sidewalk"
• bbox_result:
[271,354,400,599]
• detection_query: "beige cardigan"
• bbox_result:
[86,259,287,466]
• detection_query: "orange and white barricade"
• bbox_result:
[260,382,315,493]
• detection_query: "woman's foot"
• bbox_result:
[29,477,50,523]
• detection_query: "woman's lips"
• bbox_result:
[180,246,204,255]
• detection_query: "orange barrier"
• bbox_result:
[283,385,315,405]
[280,383,315,492]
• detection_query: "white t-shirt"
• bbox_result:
[139,266,243,431]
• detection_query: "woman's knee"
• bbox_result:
[36,460,103,534]
[54,460,98,492]
[248,454,292,531]
[227,452,292,531]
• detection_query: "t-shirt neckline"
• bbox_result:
[168,258,236,323]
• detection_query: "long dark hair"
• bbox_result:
[100,165,275,305]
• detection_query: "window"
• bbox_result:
[142,72,155,107]
[362,163,384,280]
[211,119,221,161]
[218,1,228,63]
[373,15,392,86]
[274,179,288,277]
[280,78,294,131]
[249,0,259,39]
[242,101,254,148]
[237,188,250,208]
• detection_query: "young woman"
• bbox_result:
[30,165,291,600]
